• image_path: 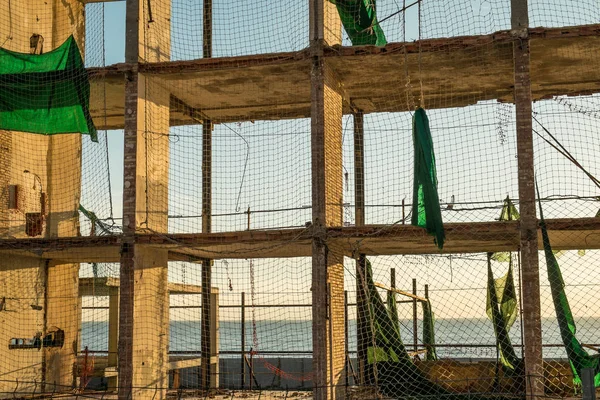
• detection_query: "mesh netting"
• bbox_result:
[1,0,600,399]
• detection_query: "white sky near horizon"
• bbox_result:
[78,0,600,331]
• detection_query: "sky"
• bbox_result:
[77,0,600,339]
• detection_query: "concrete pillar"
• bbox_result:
[0,0,84,393]
[511,1,544,398]
[119,0,171,399]
[310,2,345,398]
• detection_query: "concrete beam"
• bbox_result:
[87,24,600,129]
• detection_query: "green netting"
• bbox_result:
[364,259,450,397]
[328,0,387,46]
[487,197,521,372]
[486,253,521,372]
[422,298,438,361]
[0,35,97,141]
[411,107,445,249]
[538,195,600,387]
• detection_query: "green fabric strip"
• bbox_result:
[486,253,521,372]
[487,197,521,372]
[411,107,445,249]
[422,298,438,361]
[328,0,387,46]
[0,36,97,141]
[538,196,600,387]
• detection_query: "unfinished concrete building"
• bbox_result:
[0,0,600,399]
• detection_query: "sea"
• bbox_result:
[81,317,600,360]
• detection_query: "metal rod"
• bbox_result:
[353,111,365,227]
[413,278,418,353]
[354,111,367,386]
[356,254,368,385]
[84,301,418,310]
[328,283,334,400]
[344,290,349,389]
[241,292,246,389]
[402,198,405,224]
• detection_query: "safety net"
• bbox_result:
[0,35,97,141]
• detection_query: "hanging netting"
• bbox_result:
[487,198,522,373]
[538,194,600,388]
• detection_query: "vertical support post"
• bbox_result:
[210,288,219,388]
[353,111,365,228]
[108,288,120,391]
[310,1,344,398]
[118,1,141,398]
[353,110,368,385]
[201,0,214,390]
[201,258,212,389]
[424,284,430,357]
[390,268,396,290]
[511,1,544,398]
[241,292,246,389]
[120,0,172,399]
[344,290,349,389]
[412,278,418,353]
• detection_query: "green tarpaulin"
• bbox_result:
[538,196,600,387]
[412,107,445,249]
[328,0,387,46]
[0,35,97,141]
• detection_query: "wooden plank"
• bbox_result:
[373,283,427,302]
